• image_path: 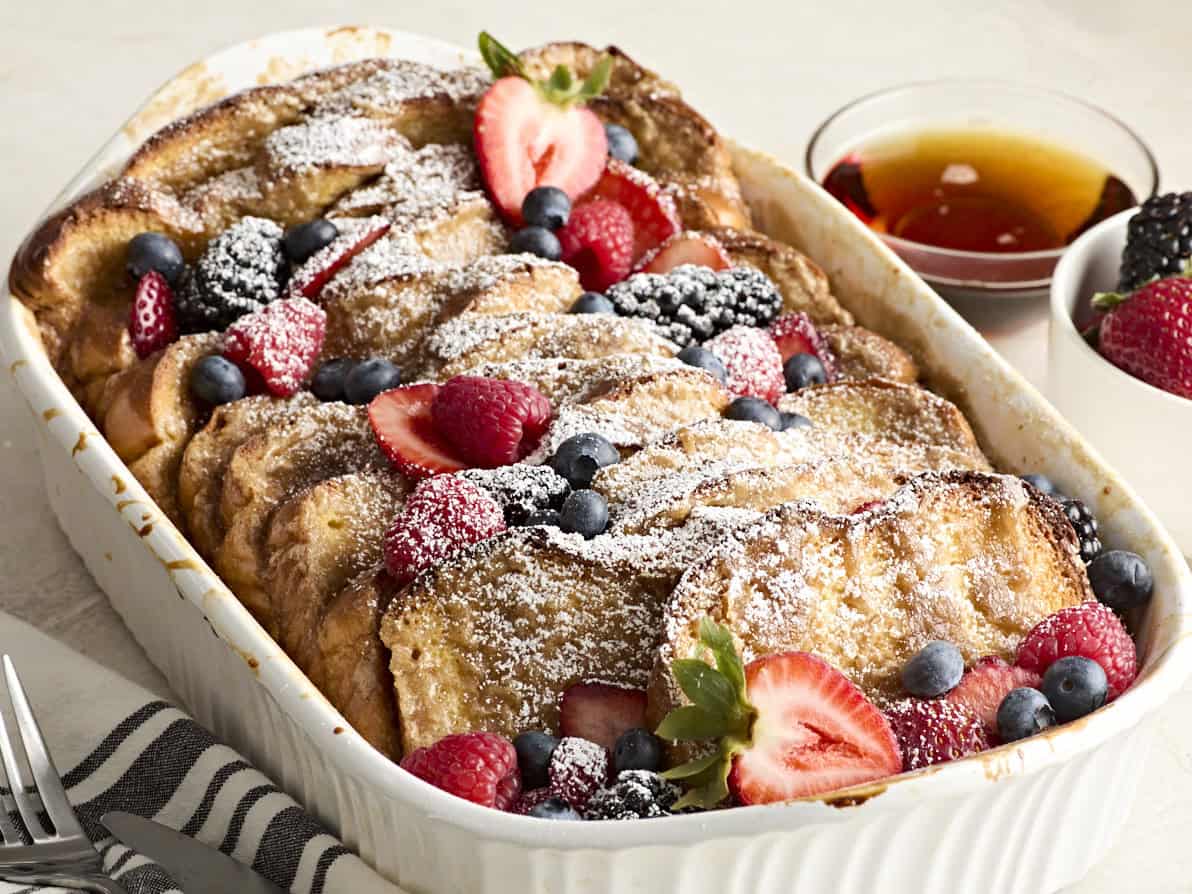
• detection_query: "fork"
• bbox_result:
[0,655,127,893]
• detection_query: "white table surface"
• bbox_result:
[2,1,1191,890]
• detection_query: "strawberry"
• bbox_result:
[128,271,179,358]
[635,231,732,274]
[221,297,325,397]
[368,383,468,478]
[1016,602,1137,701]
[885,698,991,771]
[431,376,553,468]
[556,200,635,291]
[945,656,1041,738]
[705,325,785,402]
[286,218,391,300]
[1093,275,1192,399]
[400,732,521,810]
[768,312,839,380]
[558,683,648,751]
[473,33,610,225]
[584,160,680,264]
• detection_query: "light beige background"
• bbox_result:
[2,1,1191,890]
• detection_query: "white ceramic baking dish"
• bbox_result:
[4,26,1192,894]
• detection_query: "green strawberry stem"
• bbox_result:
[477,32,612,108]
[1091,290,1129,311]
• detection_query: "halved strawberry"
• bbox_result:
[768,312,839,380]
[129,271,179,358]
[635,231,732,274]
[945,656,1041,739]
[368,384,468,479]
[557,200,635,292]
[584,160,680,263]
[558,683,648,751]
[287,218,391,300]
[727,652,902,804]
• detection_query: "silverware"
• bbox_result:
[101,811,287,894]
[0,655,127,893]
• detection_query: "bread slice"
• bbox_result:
[821,324,918,384]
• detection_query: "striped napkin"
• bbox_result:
[0,613,395,894]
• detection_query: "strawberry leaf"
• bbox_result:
[668,744,733,810]
[672,659,739,717]
[477,32,528,80]
[661,751,722,781]
[478,31,610,109]
[1091,290,1130,311]
[576,55,613,104]
[656,704,730,742]
[699,617,747,698]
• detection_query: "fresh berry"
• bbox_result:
[311,358,356,402]
[946,656,1041,737]
[510,226,563,260]
[1016,602,1137,700]
[783,353,827,392]
[521,186,571,230]
[368,384,468,478]
[569,291,615,314]
[635,231,732,275]
[383,475,506,585]
[583,160,680,263]
[550,432,620,489]
[513,731,561,790]
[1117,191,1192,292]
[611,728,663,775]
[901,640,964,698]
[431,376,553,468]
[727,651,902,804]
[1021,473,1065,499]
[127,232,185,286]
[603,123,639,165]
[1041,656,1108,723]
[221,296,325,397]
[558,489,609,538]
[283,218,339,264]
[768,312,838,379]
[724,396,783,431]
[559,683,648,751]
[460,464,571,526]
[286,218,391,300]
[705,325,785,402]
[512,787,558,815]
[584,770,679,820]
[884,698,991,771]
[528,796,582,820]
[177,217,288,332]
[557,199,635,291]
[343,358,402,405]
[1094,275,1192,399]
[606,265,783,348]
[525,509,561,527]
[852,499,885,515]
[1088,550,1154,612]
[547,736,609,810]
[677,344,728,384]
[781,411,812,431]
[400,731,521,810]
[1061,498,1102,563]
[128,271,179,358]
[190,355,246,406]
[996,688,1056,743]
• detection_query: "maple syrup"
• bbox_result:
[822,127,1136,253]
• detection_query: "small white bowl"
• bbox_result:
[1048,209,1192,555]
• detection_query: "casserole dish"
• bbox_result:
[4,26,1191,894]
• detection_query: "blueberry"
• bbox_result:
[724,396,783,431]
[528,796,582,820]
[569,292,616,314]
[781,411,812,432]
[190,355,246,405]
[559,489,609,538]
[1041,656,1108,723]
[551,433,620,489]
[996,687,1056,742]
[1088,550,1154,612]
[901,640,964,698]
[311,358,356,402]
[510,226,563,261]
[521,186,571,230]
[783,353,827,392]
[513,730,560,789]
[523,508,562,528]
[343,358,402,405]
[1020,473,1065,499]
[283,218,339,264]
[604,123,639,165]
[127,232,185,286]
[612,728,663,775]
[677,345,728,385]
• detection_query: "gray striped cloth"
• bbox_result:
[0,614,394,894]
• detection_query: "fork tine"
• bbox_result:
[1,656,87,843]
[0,788,20,845]
[0,679,46,841]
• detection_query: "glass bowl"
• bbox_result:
[804,80,1159,301]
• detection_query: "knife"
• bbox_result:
[100,811,286,894]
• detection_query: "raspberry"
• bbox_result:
[177,217,287,331]
[946,656,1041,738]
[400,732,521,810]
[547,737,608,811]
[884,698,991,771]
[768,312,838,378]
[128,271,179,358]
[704,325,784,402]
[1016,602,1137,700]
[557,199,635,292]
[511,787,556,815]
[383,475,506,585]
[431,376,553,468]
[222,296,326,397]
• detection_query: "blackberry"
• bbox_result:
[460,464,570,526]
[583,770,680,820]
[1118,192,1192,292]
[605,264,782,348]
[1061,498,1102,563]
[177,217,288,332]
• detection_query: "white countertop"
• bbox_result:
[2,1,1191,890]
